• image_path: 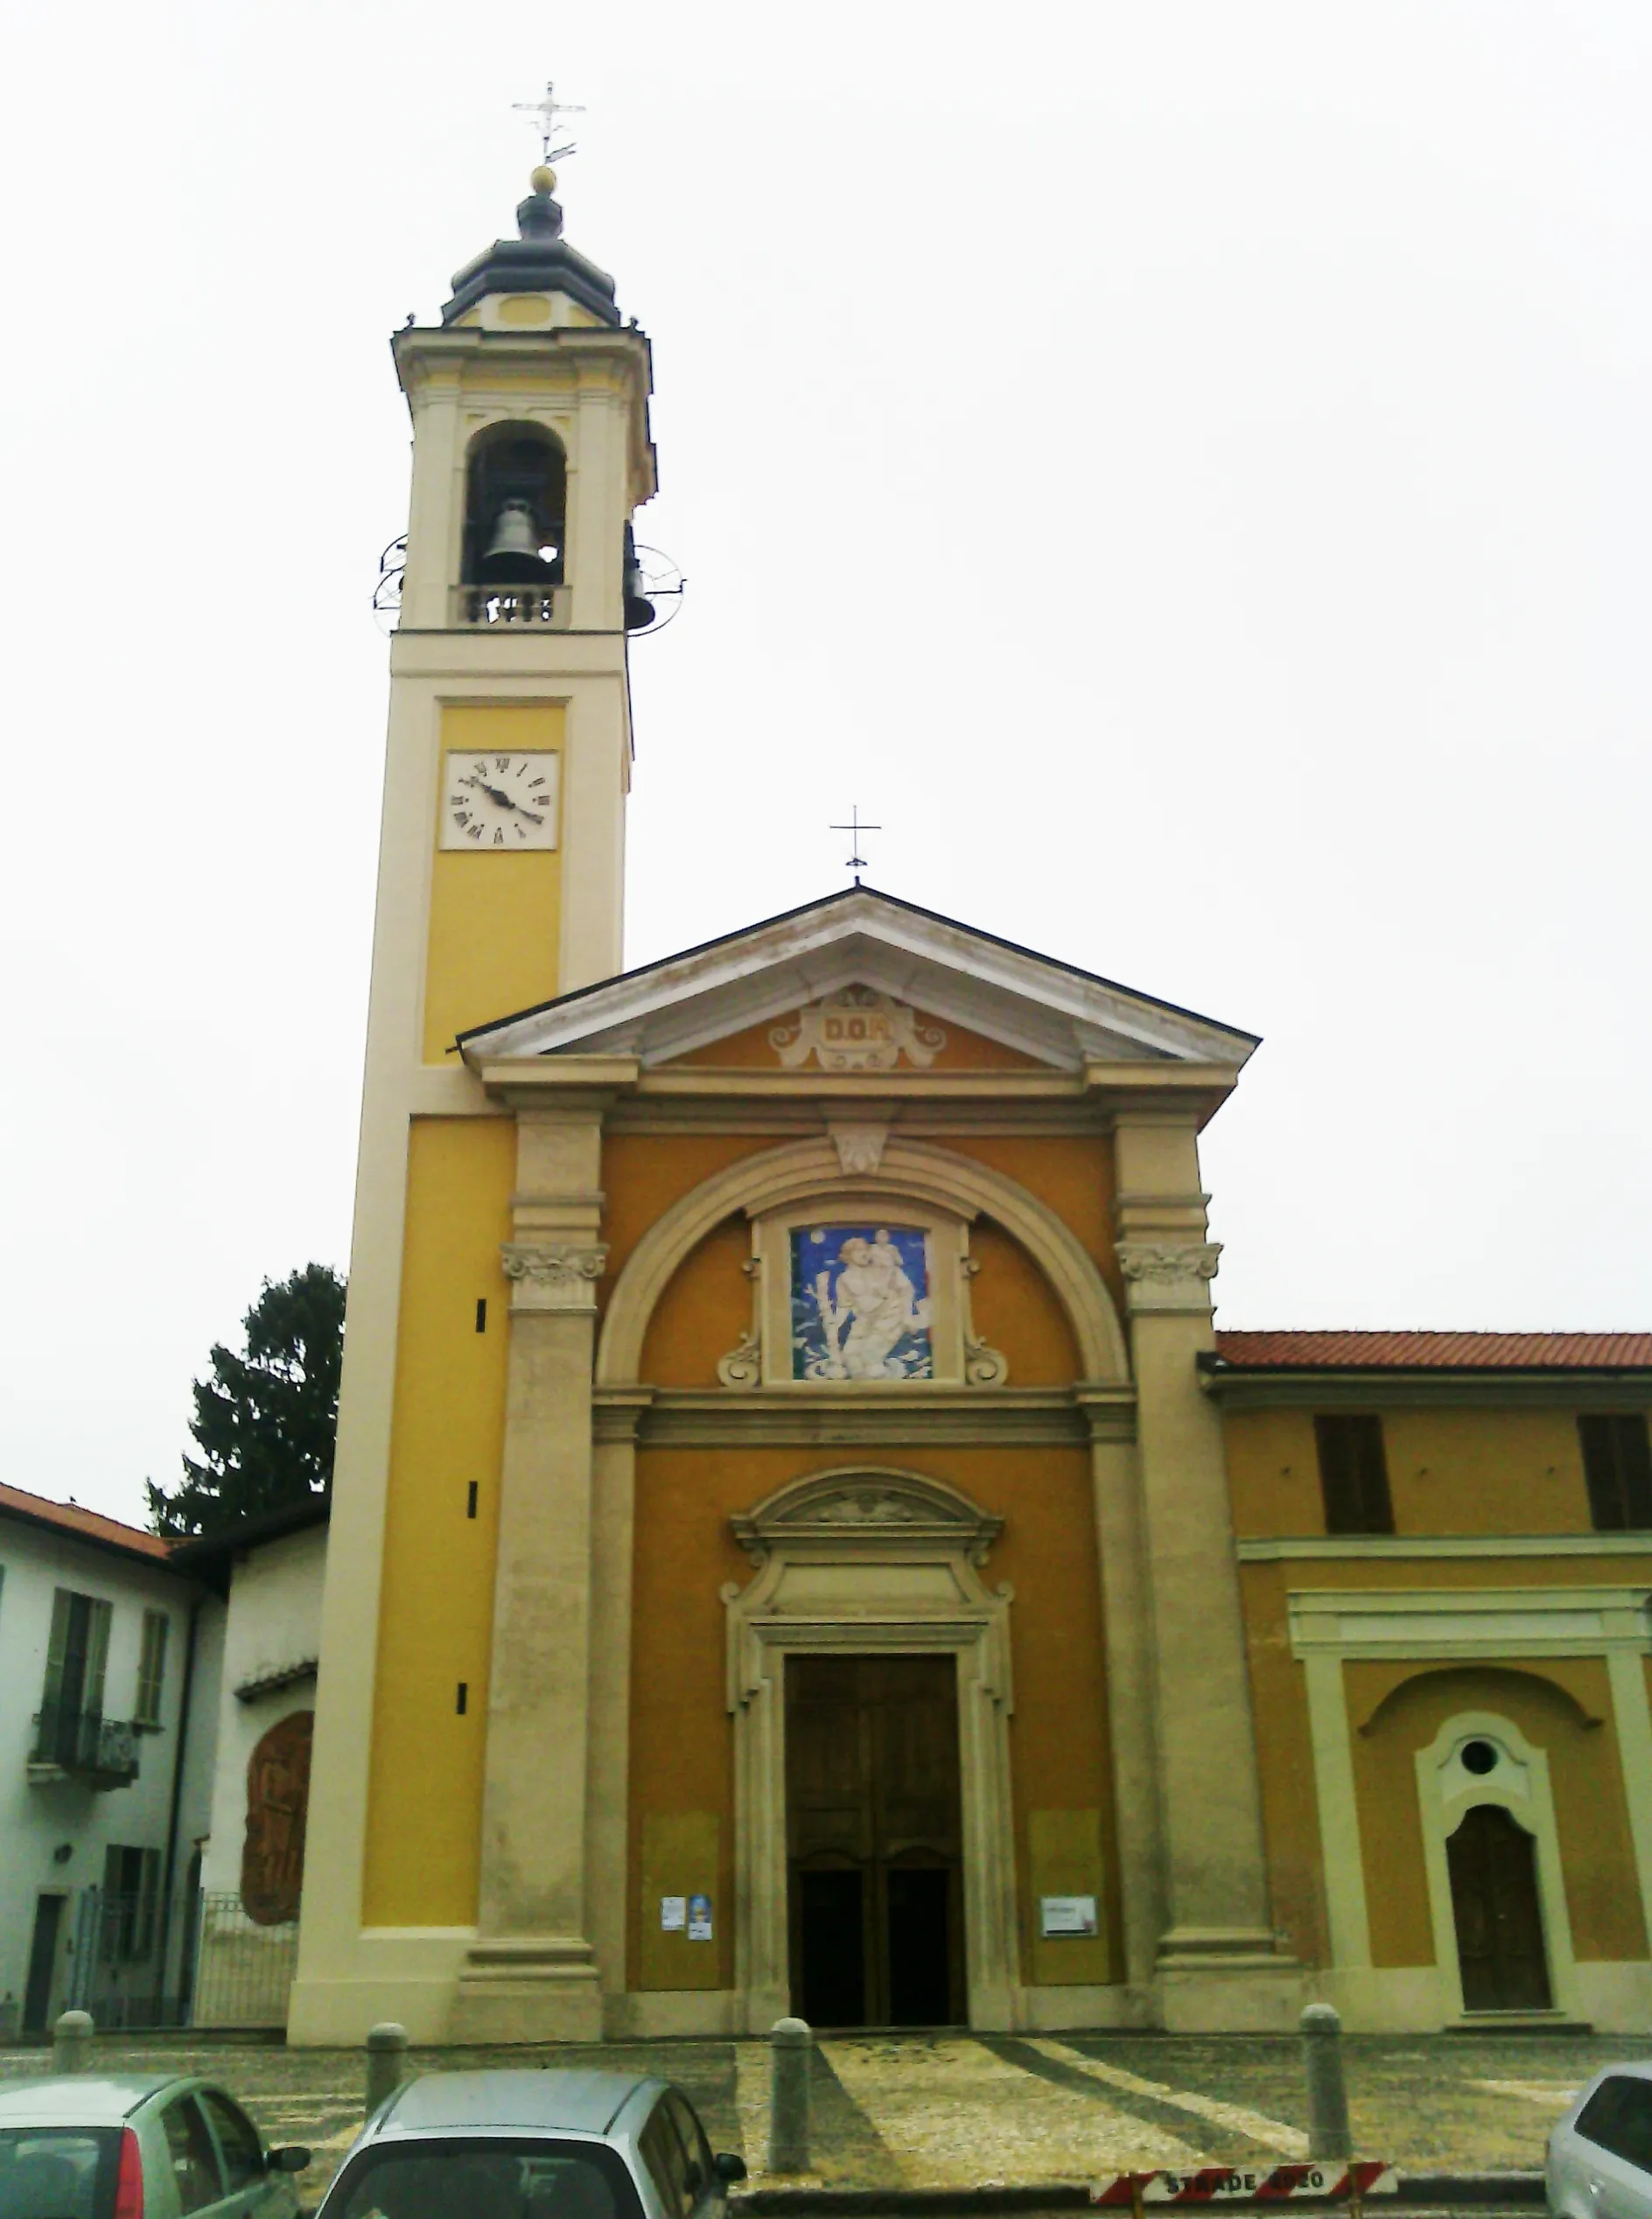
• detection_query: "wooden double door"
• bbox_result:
[786,1654,965,2027]
[1446,1802,1552,2012]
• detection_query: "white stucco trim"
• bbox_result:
[1286,1585,1652,2016]
[1414,1711,1578,2022]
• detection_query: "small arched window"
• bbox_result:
[462,424,567,586]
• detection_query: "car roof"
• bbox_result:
[0,2075,188,2124]
[374,2070,659,2138]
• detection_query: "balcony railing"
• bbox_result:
[451,582,570,628]
[29,1708,140,1788]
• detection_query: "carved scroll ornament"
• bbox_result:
[769,987,945,1073]
[500,1242,610,1312]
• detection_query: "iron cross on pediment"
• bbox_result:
[830,805,882,886]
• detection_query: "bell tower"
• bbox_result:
[391,159,655,1046]
[290,158,655,2046]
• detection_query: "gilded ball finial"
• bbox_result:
[530,164,557,195]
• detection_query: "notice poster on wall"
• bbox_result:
[1040,1894,1098,1936]
[687,1893,713,1941]
[660,1897,687,1931]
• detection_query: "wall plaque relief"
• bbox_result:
[715,1200,1007,1389]
[241,1709,312,1927]
[769,987,945,1073]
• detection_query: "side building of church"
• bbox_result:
[290,171,1652,2045]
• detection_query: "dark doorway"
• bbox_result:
[1447,1802,1552,2011]
[786,1654,964,2026]
[23,1895,66,2034]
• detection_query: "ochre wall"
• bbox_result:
[423,704,564,1060]
[662,1011,1047,1071]
[942,1135,1122,1321]
[967,1222,1082,1385]
[597,1133,776,1331]
[1347,1659,1647,1964]
[1225,1406,1602,1535]
[1238,1561,1329,1966]
[626,1443,1116,1991]
[362,1116,514,1924]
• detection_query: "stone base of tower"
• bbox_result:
[1155,1928,1304,2032]
[447,1936,605,2045]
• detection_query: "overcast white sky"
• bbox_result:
[2,4,1648,1525]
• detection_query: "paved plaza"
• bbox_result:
[0,2028,1623,2207]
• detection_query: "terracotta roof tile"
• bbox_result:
[1211,1329,1652,1372]
[0,1480,174,1560]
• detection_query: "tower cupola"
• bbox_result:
[441,164,621,330]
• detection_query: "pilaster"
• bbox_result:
[1113,1115,1300,2030]
[451,1102,610,2042]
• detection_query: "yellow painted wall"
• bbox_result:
[626,1444,1116,1990]
[1238,1561,1329,1966]
[423,704,565,1060]
[1348,1659,1647,1964]
[663,1010,1047,1071]
[1225,1406,1604,1536]
[362,1116,514,1924]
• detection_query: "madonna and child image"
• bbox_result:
[791,1224,934,1380]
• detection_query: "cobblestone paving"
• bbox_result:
[0,2028,1631,2205]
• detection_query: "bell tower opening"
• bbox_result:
[463,424,567,588]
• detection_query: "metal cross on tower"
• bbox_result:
[830,805,882,886]
[513,80,584,165]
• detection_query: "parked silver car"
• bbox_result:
[0,2072,309,2218]
[315,2070,746,2219]
[1549,2062,1652,2219]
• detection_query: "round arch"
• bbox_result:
[596,1136,1129,1385]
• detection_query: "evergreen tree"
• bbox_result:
[146,1263,346,1538]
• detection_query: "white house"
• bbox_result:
[0,1485,331,2040]
[0,1484,215,2037]
[170,1505,328,2028]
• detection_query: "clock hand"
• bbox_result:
[459,774,519,810]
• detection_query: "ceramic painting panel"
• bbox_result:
[791,1225,934,1381]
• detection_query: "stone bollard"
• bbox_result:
[1301,2003,1353,2162]
[768,2017,812,2175]
[52,2011,94,2074]
[366,2023,410,2117]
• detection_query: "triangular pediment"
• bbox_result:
[457,887,1257,1073]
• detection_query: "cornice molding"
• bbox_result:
[1240,1533,1652,1562]
[629,1385,1117,1449]
[1205,1372,1652,1414]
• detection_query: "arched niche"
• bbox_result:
[461,421,567,586]
[597,1136,1129,1388]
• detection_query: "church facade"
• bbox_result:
[291,171,1652,2046]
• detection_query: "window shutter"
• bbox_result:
[136,1849,161,1960]
[136,1612,169,1727]
[1314,1415,1394,1536]
[41,1589,74,1713]
[84,1600,111,1719]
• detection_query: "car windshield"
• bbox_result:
[328,2138,644,2219]
[0,2127,119,2219]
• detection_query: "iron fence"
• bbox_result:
[58,1888,300,2032]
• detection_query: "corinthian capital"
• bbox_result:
[500,1242,610,1312]
[1116,1240,1222,1313]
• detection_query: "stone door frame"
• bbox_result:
[723,1466,1019,2033]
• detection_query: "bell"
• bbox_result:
[480,500,552,584]
[622,523,655,631]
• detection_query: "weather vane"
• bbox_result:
[513,80,584,166]
[830,805,881,886]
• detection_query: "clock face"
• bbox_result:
[440,751,560,850]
